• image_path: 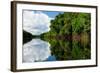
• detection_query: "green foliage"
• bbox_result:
[41,12,91,60]
[23,12,91,61]
[46,12,91,36]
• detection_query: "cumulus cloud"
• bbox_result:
[23,11,52,35]
[23,39,51,62]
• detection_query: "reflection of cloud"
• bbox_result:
[23,11,52,35]
[23,39,51,62]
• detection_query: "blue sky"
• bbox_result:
[33,10,63,18]
[42,11,63,18]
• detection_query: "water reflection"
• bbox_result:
[41,33,91,60]
[23,38,52,62]
[23,36,90,63]
[23,31,91,63]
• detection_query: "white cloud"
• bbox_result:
[23,39,51,62]
[23,10,52,35]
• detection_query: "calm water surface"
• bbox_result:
[23,38,56,63]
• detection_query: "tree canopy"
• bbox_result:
[23,12,91,60]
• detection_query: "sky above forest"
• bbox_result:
[23,10,62,35]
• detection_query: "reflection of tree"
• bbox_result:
[50,40,71,60]
[41,12,91,60]
[42,37,90,60]
[23,30,33,44]
[23,30,41,44]
[23,12,91,61]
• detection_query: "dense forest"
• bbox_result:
[23,12,91,60]
[41,12,91,60]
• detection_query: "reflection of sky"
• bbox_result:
[23,10,63,35]
[46,55,56,61]
[23,39,51,62]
